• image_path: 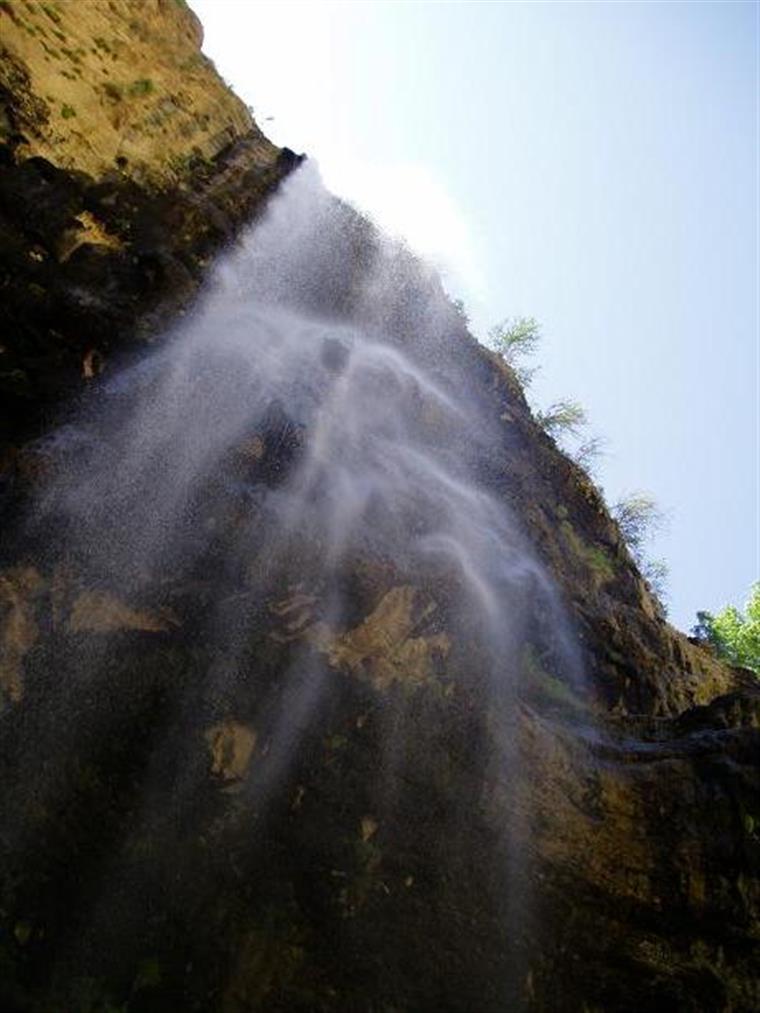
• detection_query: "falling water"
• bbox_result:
[1,163,583,1010]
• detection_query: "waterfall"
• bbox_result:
[0,163,583,1011]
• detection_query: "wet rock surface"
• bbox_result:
[0,536,756,1012]
[0,0,301,455]
[0,4,757,1013]
[0,138,300,449]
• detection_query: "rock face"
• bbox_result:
[1,0,254,183]
[0,0,299,449]
[0,4,757,1013]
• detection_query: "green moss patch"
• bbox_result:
[560,520,615,584]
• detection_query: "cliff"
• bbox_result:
[1,0,255,182]
[0,0,299,447]
[0,3,757,1012]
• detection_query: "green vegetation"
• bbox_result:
[41,2,61,25]
[612,493,662,551]
[128,78,155,97]
[611,493,668,603]
[60,103,76,119]
[535,399,587,438]
[640,558,669,602]
[167,151,196,175]
[490,315,541,387]
[489,315,603,471]
[521,643,590,715]
[487,312,669,606]
[572,435,605,476]
[560,520,616,583]
[693,584,760,674]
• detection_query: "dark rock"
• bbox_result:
[0,2,755,1011]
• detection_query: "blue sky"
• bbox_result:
[192,0,758,632]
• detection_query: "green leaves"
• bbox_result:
[487,309,672,609]
[535,399,588,438]
[694,584,760,674]
[489,316,541,387]
[612,494,669,606]
[612,494,663,554]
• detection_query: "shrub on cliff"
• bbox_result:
[488,316,668,605]
[535,399,588,438]
[612,493,662,553]
[612,493,669,605]
[693,584,760,674]
[490,316,541,387]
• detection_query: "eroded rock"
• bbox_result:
[314,585,451,690]
[205,718,257,787]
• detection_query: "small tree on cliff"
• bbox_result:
[693,585,760,674]
[611,493,669,605]
[534,399,588,439]
[572,435,606,478]
[489,317,604,476]
[612,493,662,554]
[490,316,541,387]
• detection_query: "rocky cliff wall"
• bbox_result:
[0,4,757,1013]
[1,0,257,183]
[0,0,299,448]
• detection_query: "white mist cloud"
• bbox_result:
[317,156,486,303]
[191,0,485,306]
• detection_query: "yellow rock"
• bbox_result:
[205,719,257,785]
[0,0,273,185]
[360,816,378,842]
[316,585,450,691]
[57,211,122,263]
[67,589,178,633]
